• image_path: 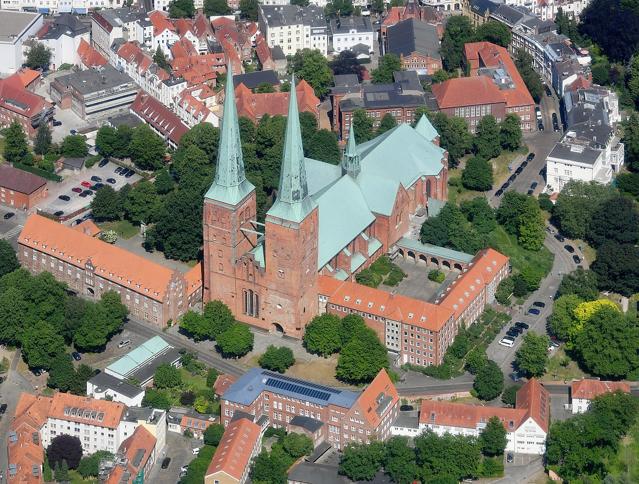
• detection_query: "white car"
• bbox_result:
[499,337,515,348]
[192,448,201,455]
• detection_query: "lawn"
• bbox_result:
[607,416,639,482]
[491,149,525,187]
[574,239,597,264]
[180,367,208,392]
[488,226,554,278]
[98,220,138,239]
[543,347,587,382]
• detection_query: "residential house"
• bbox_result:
[129,91,189,148]
[570,379,631,414]
[381,0,443,42]
[387,19,442,75]
[258,5,328,56]
[0,72,52,137]
[35,13,90,70]
[77,39,108,69]
[86,371,145,408]
[330,16,374,55]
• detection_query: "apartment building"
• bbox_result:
[91,8,149,57]
[570,379,631,414]
[35,13,90,70]
[0,72,53,137]
[418,379,550,455]
[18,214,202,328]
[1,0,125,15]
[130,91,189,148]
[220,369,399,450]
[330,16,374,55]
[258,5,328,56]
[0,165,48,210]
[0,10,43,74]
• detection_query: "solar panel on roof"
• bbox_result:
[262,371,341,394]
[265,378,331,401]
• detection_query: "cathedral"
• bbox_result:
[202,66,449,338]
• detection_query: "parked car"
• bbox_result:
[528,307,541,315]
[180,465,189,473]
[514,322,530,330]
[81,181,92,188]
[70,129,77,135]
[98,158,109,167]
[90,175,102,182]
[52,119,62,127]
[58,195,70,201]
[192,448,201,455]
[533,301,546,308]
[539,167,546,177]
[71,187,83,193]
[554,233,565,242]
[509,325,524,335]
[78,192,88,198]
[0,404,7,414]
[82,190,94,196]
[527,188,534,195]
[526,153,535,162]
[530,182,538,190]
[161,458,171,469]
[564,244,575,253]
[506,329,520,338]
[53,211,64,217]
[572,255,581,264]
[400,404,414,411]
[499,337,515,348]
[521,160,528,168]
[495,189,504,197]
[3,212,15,220]
[515,166,523,175]
[92,183,104,190]
[535,107,542,120]
[538,121,544,131]
[545,85,552,96]
[118,340,130,348]
[106,178,116,184]
[508,174,516,183]
[72,352,81,361]
[124,170,134,178]
[507,453,514,463]
[115,167,124,174]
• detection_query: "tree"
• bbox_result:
[475,21,511,47]
[55,460,69,482]
[153,46,170,71]
[480,416,508,456]
[289,49,333,97]
[239,0,258,20]
[34,124,52,156]
[203,424,225,446]
[0,240,18,278]
[90,186,121,221]
[622,112,639,170]
[153,363,181,389]
[552,180,615,239]
[377,113,397,135]
[169,0,195,17]
[430,113,472,168]
[383,437,420,484]
[60,135,88,158]
[496,192,544,250]
[25,42,51,69]
[204,0,230,16]
[473,360,503,401]
[431,69,452,84]
[421,202,485,253]
[587,195,639,248]
[514,49,543,102]
[22,320,65,370]
[440,16,475,71]
[371,54,401,84]
[47,435,83,470]
[352,109,374,142]
[281,433,313,458]
[216,323,254,357]
[206,367,219,387]
[77,451,113,478]
[415,431,482,482]
[124,180,161,224]
[579,0,639,62]
[474,115,501,159]
[501,384,521,406]
[339,441,385,481]
[339,314,366,346]
[462,156,493,191]
[575,306,639,379]
[47,353,78,392]
[303,314,342,356]
[251,446,292,484]
[129,125,165,170]
[306,129,340,164]
[152,189,203,260]
[592,241,639,296]
[142,388,171,410]
[548,294,583,341]
[3,121,30,164]
[499,114,522,151]
[336,328,388,384]
[258,345,295,373]
[515,332,549,377]
[557,268,599,301]
[461,197,496,235]
[154,168,174,194]
[95,126,118,157]
[330,50,364,80]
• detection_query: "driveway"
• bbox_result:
[144,430,194,484]
[0,206,28,249]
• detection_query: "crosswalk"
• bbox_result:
[1,225,23,240]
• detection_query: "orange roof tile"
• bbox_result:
[171,37,197,60]
[72,220,101,237]
[354,369,399,428]
[184,262,203,297]
[437,248,509,320]
[515,378,550,433]
[206,417,261,481]
[77,38,107,68]
[131,92,189,145]
[432,76,505,109]
[235,79,320,121]
[15,69,40,88]
[0,76,50,118]
[571,379,630,401]
[213,374,237,396]
[175,18,194,36]
[420,399,527,431]
[105,426,156,484]
[48,393,125,429]
[148,10,175,36]
[19,214,183,302]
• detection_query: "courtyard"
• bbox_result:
[380,256,460,303]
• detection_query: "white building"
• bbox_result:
[390,412,421,437]
[532,0,591,21]
[330,16,374,55]
[0,0,125,15]
[91,8,149,57]
[570,380,631,414]
[0,10,43,75]
[36,13,90,70]
[546,87,624,193]
[417,379,550,455]
[86,371,145,408]
[258,4,328,56]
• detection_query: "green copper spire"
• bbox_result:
[266,75,316,224]
[414,114,439,142]
[204,63,254,205]
[342,124,360,178]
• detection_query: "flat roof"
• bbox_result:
[105,336,181,383]
[55,65,134,95]
[0,10,41,43]
[88,371,144,399]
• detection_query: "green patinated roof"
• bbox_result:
[312,175,375,269]
[342,124,360,177]
[350,252,366,272]
[367,237,382,256]
[355,171,400,216]
[415,114,439,141]
[266,74,317,224]
[106,336,170,377]
[250,243,265,269]
[333,269,349,280]
[305,157,341,196]
[397,237,474,263]
[205,63,254,205]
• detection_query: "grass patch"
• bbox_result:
[491,150,522,187]
[574,239,597,264]
[180,367,208,392]
[68,470,97,484]
[98,220,138,239]
[543,347,587,382]
[488,226,554,278]
[608,417,639,482]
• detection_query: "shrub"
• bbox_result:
[495,277,514,305]
[355,268,382,287]
[369,256,392,276]
[428,269,446,283]
[385,265,407,286]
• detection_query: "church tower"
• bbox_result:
[342,124,360,178]
[202,64,257,307]
[262,76,319,337]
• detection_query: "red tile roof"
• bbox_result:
[515,378,550,433]
[171,37,197,60]
[72,220,101,237]
[14,69,41,88]
[148,10,175,36]
[77,38,107,68]
[117,42,153,74]
[0,76,50,119]
[432,76,505,109]
[19,214,186,302]
[193,14,214,39]
[175,18,194,36]
[48,392,125,429]
[0,165,47,195]
[184,262,203,298]
[354,369,399,428]
[105,426,156,484]
[254,33,272,66]
[213,374,237,396]
[206,417,261,481]
[235,80,320,121]
[571,379,630,401]
[130,91,189,146]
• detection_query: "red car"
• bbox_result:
[71,187,82,193]
[81,181,92,188]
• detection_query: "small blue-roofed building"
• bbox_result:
[220,368,399,450]
[104,336,181,387]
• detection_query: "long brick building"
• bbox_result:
[0,164,48,210]
[18,214,201,327]
[220,368,399,450]
[203,67,449,338]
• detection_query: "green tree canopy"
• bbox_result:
[3,121,30,164]
[462,156,493,191]
[371,54,402,84]
[474,21,512,47]
[383,437,420,484]
[474,115,501,159]
[352,109,374,143]
[90,186,122,221]
[203,424,225,446]
[216,323,254,358]
[204,0,230,15]
[336,327,388,384]
[290,49,333,97]
[303,313,342,356]
[22,320,65,370]
[34,124,52,156]
[306,129,340,164]
[515,332,549,377]
[258,345,295,373]
[552,180,615,239]
[548,294,583,341]
[557,268,599,301]
[129,124,165,170]
[124,180,161,224]
[169,0,195,17]
[0,240,19,278]
[338,441,385,481]
[60,135,88,158]
[377,113,397,135]
[415,431,482,482]
[440,16,475,71]
[586,195,639,248]
[330,50,364,80]
[25,42,51,69]
[153,363,182,389]
[473,359,504,401]
[514,49,543,102]
[480,416,508,456]
[591,241,639,296]
[430,113,473,168]
[499,114,522,151]
[239,0,258,19]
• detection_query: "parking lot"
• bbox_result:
[75,325,152,371]
[40,160,141,220]
[146,431,196,484]
[0,205,28,247]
